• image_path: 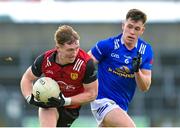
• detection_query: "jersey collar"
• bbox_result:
[120,35,138,48]
[48,49,77,66]
[49,50,57,62]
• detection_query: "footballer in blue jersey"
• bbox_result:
[89,9,153,127]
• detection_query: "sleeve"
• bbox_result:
[141,45,153,70]
[91,39,113,62]
[83,59,97,84]
[31,53,44,77]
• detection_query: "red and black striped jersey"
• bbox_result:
[31,48,97,108]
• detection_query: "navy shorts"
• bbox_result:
[57,107,81,127]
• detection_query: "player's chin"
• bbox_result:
[68,58,76,63]
[127,39,136,45]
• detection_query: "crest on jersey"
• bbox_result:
[70,73,78,80]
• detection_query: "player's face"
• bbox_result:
[56,40,80,64]
[122,18,145,48]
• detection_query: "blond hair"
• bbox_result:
[54,25,80,45]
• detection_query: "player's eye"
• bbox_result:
[127,24,133,29]
[135,27,141,31]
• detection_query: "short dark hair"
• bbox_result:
[126,9,147,24]
[54,25,80,45]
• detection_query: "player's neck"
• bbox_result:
[124,42,135,50]
[56,54,67,65]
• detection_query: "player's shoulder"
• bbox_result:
[138,38,153,50]
[137,38,153,55]
[34,49,56,63]
[40,48,56,59]
[100,34,120,44]
[77,49,91,62]
[138,38,152,48]
[44,48,56,55]
[97,34,121,51]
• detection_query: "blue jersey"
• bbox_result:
[91,34,153,111]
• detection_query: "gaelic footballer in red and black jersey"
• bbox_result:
[31,48,97,108]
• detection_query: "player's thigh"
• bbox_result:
[102,107,136,127]
[39,107,59,127]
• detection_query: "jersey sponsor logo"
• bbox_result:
[119,66,130,73]
[57,81,76,91]
[111,53,119,58]
[124,59,129,64]
[70,73,78,80]
[139,44,146,54]
[97,104,109,116]
[73,59,84,72]
[124,55,132,59]
[108,67,134,78]
[123,55,131,64]
[45,70,53,75]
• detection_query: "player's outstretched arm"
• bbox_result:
[20,67,37,98]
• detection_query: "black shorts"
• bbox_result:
[57,107,81,127]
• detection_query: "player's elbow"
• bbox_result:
[140,87,149,92]
[140,82,151,92]
[93,89,98,100]
[88,87,98,102]
[89,89,98,101]
[84,80,98,101]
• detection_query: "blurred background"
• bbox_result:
[0,0,180,127]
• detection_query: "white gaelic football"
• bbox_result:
[32,77,60,103]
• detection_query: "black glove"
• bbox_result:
[132,52,142,72]
[47,92,65,108]
[26,94,54,108]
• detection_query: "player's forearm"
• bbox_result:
[135,70,151,92]
[70,80,98,105]
[71,91,97,105]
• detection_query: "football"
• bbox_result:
[32,77,60,103]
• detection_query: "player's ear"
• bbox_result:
[55,42,59,49]
[140,26,145,35]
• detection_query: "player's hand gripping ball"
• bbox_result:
[33,77,60,103]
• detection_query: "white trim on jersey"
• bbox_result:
[46,57,52,67]
[139,43,147,54]
[73,59,84,72]
[95,44,102,55]
[114,39,120,50]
